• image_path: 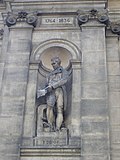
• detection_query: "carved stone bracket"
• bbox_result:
[0,28,4,40]
[6,11,38,27]
[77,9,120,35]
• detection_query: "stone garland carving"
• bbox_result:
[77,9,120,35]
[6,11,38,27]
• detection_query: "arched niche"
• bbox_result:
[36,46,73,134]
[40,46,72,70]
[31,39,81,63]
[24,39,82,142]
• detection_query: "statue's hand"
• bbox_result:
[47,85,53,92]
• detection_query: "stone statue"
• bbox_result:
[37,57,69,132]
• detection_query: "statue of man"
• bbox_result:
[38,57,69,131]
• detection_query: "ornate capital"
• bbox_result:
[110,23,120,35]
[77,9,120,35]
[77,9,109,26]
[6,11,38,27]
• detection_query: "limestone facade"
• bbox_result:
[0,0,120,160]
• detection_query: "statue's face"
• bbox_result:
[51,61,60,70]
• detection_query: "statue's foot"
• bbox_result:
[41,117,48,122]
[54,127,60,132]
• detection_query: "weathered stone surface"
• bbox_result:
[81,22,110,160]
[107,34,120,160]
[0,63,4,80]
[81,99,107,116]
[110,107,120,125]
[81,27,105,51]
[107,62,120,76]
[82,136,109,154]
[35,129,68,146]
[1,98,25,115]
[0,18,33,160]
[8,40,31,52]
[81,117,108,134]
[82,51,106,65]
[2,83,27,97]
[0,1,120,160]
[106,37,119,62]
[7,54,30,66]
[109,91,120,107]
[82,83,107,98]
[4,66,29,82]
[69,137,81,146]
[81,155,109,160]
[111,127,120,143]
[33,30,81,50]
[22,114,35,137]
[0,155,19,160]
[82,65,106,81]
[108,76,120,91]
[0,116,23,136]
[109,0,120,9]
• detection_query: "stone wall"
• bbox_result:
[0,1,120,160]
[106,31,120,160]
[80,21,109,160]
[108,0,120,9]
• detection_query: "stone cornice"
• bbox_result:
[7,0,107,12]
[2,9,120,35]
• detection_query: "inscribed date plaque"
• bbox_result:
[42,17,74,25]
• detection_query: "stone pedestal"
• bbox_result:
[35,129,68,146]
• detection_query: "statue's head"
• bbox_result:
[51,57,61,69]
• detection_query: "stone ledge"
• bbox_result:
[20,147,81,157]
[10,0,106,12]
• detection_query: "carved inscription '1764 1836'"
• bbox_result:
[42,17,74,25]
